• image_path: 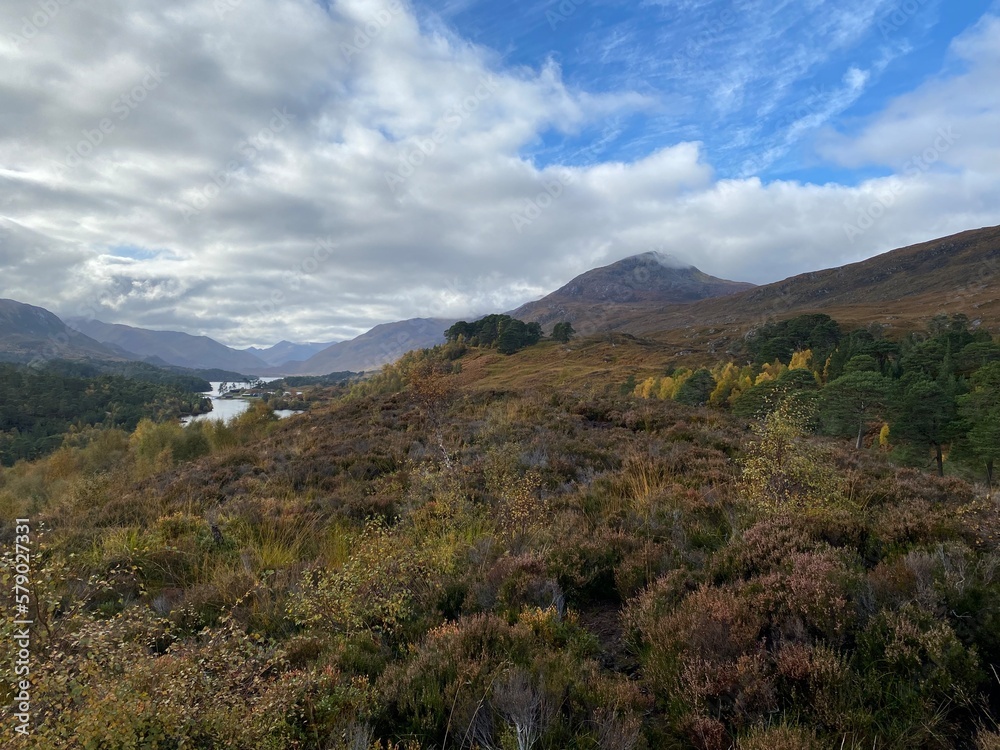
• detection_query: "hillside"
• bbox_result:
[6,240,1000,745]
[5,318,1000,747]
[0,299,126,364]
[282,317,458,375]
[507,251,755,330]
[67,318,270,374]
[644,227,1000,332]
[625,224,1000,356]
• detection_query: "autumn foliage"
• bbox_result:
[2,319,1000,748]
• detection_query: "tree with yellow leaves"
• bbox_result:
[738,399,838,510]
[788,349,813,371]
[709,362,755,407]
[754,360,788,385]
[634,377,659,399]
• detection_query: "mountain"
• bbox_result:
[67,318,269,374]
[640,225,1000,332]
[0,299,125,364]
[280,318,458,375]
[579,224,1000,360]
[243,340,333,367]
[508,251,755,330]
[499,227,1000,358]
[15,226,997,378]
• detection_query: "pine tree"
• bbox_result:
[820,371,891,449]
[893,374,960,477]
[552,321,575,343]
[959,361,1000,489]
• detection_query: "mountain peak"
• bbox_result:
[634,250,693,270]
[507,253,754,328]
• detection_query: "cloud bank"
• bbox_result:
[1,0,998,345]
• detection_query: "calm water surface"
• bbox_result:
[181,381,303,425]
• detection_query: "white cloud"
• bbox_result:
[817,13,1000,173]
[0,0,998,347]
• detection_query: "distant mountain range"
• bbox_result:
[508,225,1000,353]
[3,225,1000,375]
[616,225,1000,355]
[243,340,333,367]
[274,318,459,376]
[0,302,455,376]
[66,318,272,373]
[659,225,1000,329]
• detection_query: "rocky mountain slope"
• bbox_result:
[0,300,125,364]
[507,251,755,330]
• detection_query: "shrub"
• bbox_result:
[288,519,442,642]
[738,401,841,511]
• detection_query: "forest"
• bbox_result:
[1,316,1000,749]
[0,362,211,466]
[633,313,1000,485]
[446,315,544,355]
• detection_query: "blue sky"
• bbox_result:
[1,0,999,345]
[414,0,993,182]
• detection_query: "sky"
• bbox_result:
[1,0,999,347]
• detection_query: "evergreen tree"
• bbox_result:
[959,361,1000,488]
[820,371,891,449]
[446,315,541,354]
[552,322,575,343]
[674,368,716,407]
[497,321,527,355]
[892,374,960,477]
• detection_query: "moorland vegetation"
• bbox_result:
[2,314,1000,748]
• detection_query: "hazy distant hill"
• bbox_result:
[508,251,755,331]
[280,318,458,375]
[243,340,333,367]
[0,299,125,364]
[67,318,270,374]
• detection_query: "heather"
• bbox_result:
[2,332,999,749]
